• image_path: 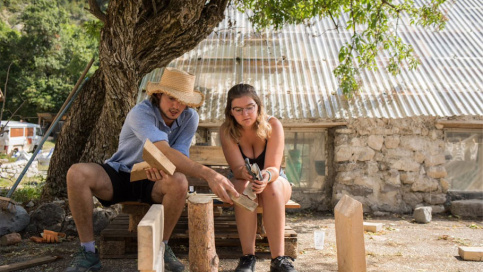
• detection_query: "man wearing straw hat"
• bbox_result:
[65,68,239,272]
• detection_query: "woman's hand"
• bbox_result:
[145,168,167,182]
[251,170,270,194]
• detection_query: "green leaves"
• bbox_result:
[237,0,448,95]
[0,0,98,121]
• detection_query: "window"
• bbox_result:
[444,129,483,191]
[10,128,24,137]
[284,130,326,190]
[207,129,327,190]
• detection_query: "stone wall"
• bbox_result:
[0,160,40,180]
[331,116,449,214]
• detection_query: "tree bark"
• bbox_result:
[42,0,229,200]
[188,195,219,272]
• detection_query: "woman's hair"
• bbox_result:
[222,83,272,143]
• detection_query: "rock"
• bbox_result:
[93,207,118,235]
[450,200,483,218]
[423,193,447,205]
[430,205,446,214]
[28,203,66,233]
[384,136,400,149]
[368,135,384,150]
[335,145,352,162]
[414,206,432,223]
[0,205,30,236]
[426,166,447,179]
[0,232,21,246]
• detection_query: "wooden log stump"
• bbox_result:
[188,195,219,272]
[334,195,366,272]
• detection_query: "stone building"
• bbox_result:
[139,2,482,215]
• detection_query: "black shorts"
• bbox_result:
[97,163,155,207]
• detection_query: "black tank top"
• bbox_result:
[238,142,267,169]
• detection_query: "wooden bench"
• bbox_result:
[100,145,300,259]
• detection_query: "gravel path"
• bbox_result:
[1,212,482,271]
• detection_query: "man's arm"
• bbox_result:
[153,140,239,204]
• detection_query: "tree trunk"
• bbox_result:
[42,0,229,200]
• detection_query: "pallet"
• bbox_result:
[100,211,297,259]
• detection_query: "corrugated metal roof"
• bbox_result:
[139,0,483,124]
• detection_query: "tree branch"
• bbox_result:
[0,62,13,124]
[88,0,107,23]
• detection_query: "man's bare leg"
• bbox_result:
[150,172,188,240]
[66,163,114,243]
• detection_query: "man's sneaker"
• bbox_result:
[164,244,185,272]
[270,256,297,272]
[65,246,101,272]
[235,254,256,272]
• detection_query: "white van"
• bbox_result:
[0,121,43,154]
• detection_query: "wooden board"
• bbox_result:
[0,256,61,272]
[142,139,176,175]
[189,145,286,167]
[138,204,164,271]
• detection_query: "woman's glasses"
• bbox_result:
[232,104,257,116]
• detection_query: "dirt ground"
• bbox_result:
[1,211,482,272]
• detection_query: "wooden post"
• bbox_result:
[188,195,219,272]
[334,195,366,272]
[138,204,164,272]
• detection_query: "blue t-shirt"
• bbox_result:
[105,99,199,172]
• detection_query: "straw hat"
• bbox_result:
[146,68,204,107]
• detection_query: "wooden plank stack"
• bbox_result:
[100,204,298,259]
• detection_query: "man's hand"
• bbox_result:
[234,164,254,181]
[145,167,168,182]
[206,171,239,204]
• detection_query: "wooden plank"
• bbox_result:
[334,195,366,272]
[436,120,483,129]
[0,256,61,272]
[189,145,286,167]
[190,146,228,166]
[130,161,151,182]
[458,246,483,261]
[142,139,176,175]
[138,204,164,271]
[363,222,383,233]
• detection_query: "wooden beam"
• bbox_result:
[130,161,152,182]
[436,120,483,129]
[189,146,227,166]
[143,139,176,175]
[198,121,347,129]
[458,246,483,261]
[138,204,164,272]
[0,256,61,272]
[334,195,366,272]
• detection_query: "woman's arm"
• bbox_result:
[219,124,253,181]
[263,117,285,182]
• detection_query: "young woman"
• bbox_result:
[220,84,297,272]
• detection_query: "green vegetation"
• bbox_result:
[0,177,45,203]
[0,0,98,122]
